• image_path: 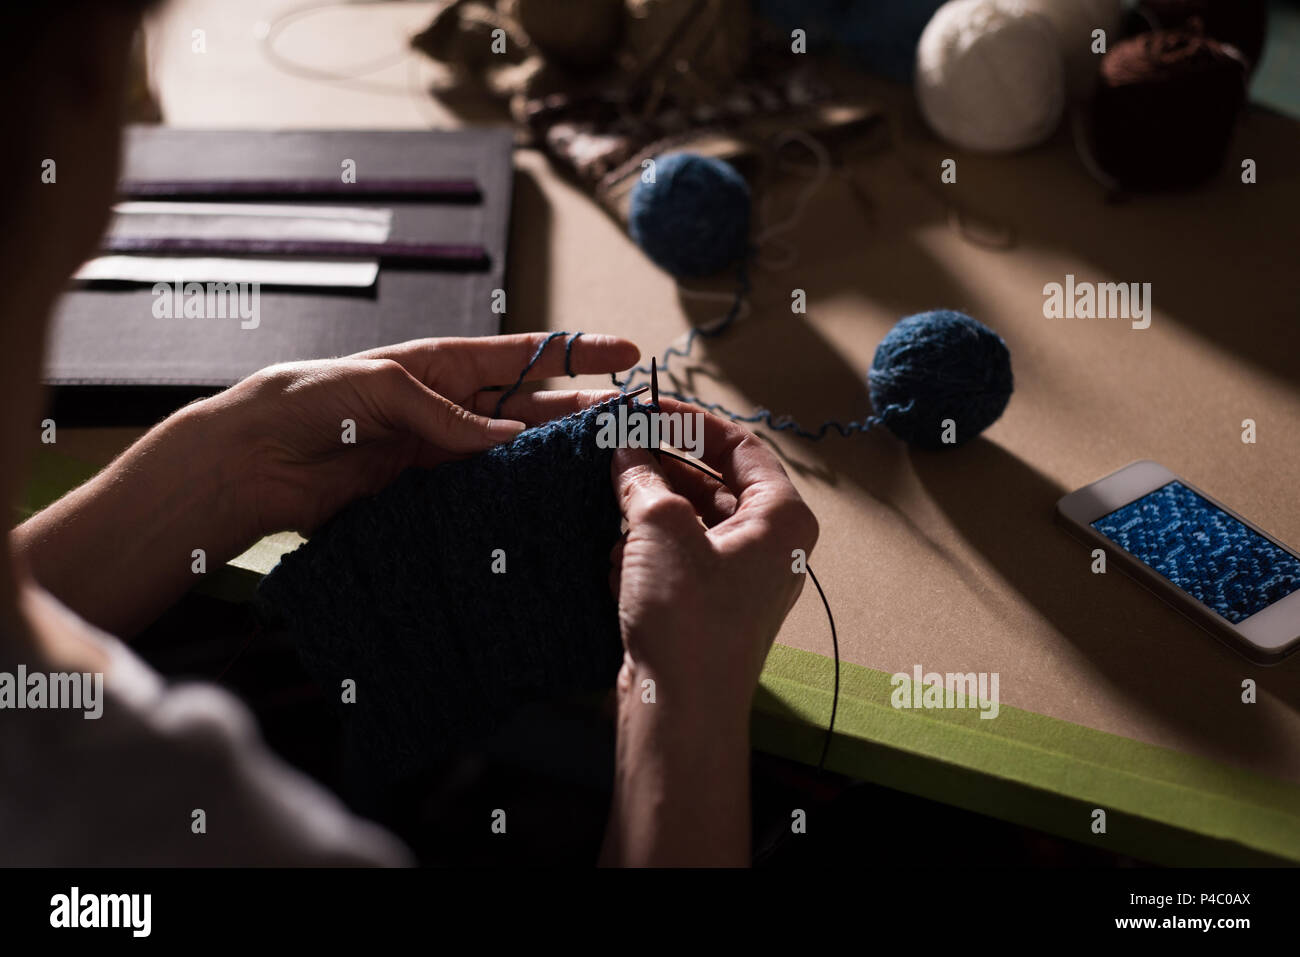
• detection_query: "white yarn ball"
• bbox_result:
[1022,0,1124,96]
[915,0,1066,153]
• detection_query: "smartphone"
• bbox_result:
[1056,460,1300,664]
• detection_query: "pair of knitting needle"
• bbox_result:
[632,357,725,485]
[623,358,716,473]
[620,358,719,476]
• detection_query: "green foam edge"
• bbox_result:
[755,643,1300,865]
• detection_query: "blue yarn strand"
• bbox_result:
[646,386,913,441]
[615,152,1011,447]
[493,282,1008,453]
[611,257,751,392]
[609,257,897,441]
[564,331,583,376]
[492,330,584,419]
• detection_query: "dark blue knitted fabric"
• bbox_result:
[257,398,640,786]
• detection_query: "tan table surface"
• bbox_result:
[51,1,1300,795]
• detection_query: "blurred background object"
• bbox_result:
[126,25,162,122]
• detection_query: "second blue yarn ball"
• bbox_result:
[629,153,751,278]
[868,310,1014,450]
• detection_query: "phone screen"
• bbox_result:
[1091,481,1300,624]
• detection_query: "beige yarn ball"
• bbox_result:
[915,0,1066,152]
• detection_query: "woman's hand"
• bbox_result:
[610,399,819,717]
[213,334,639,538]
[602,400,819,867]
[14,333,638,635]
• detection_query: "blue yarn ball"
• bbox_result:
[628,153,751,278]
[868,310,1013,450]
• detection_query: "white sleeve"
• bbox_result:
[0,631,412,867]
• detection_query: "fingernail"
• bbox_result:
[488,419,527,441]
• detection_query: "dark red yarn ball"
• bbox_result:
[1133,0,1269,72]
[1091,27,1248,192]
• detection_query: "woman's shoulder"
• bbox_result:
[0,584,411,867]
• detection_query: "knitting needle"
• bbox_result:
[645,356,724,482]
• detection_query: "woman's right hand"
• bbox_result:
[610,399,820,721]
[602,400,819,866]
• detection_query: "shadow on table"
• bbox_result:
[943,106,1300,384]
[662,206,980,486]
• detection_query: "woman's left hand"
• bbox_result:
[215,333,639,537]
[14,333,638,635]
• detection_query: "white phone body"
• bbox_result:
[1056,460,1300,665]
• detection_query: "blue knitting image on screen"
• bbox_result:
[1092,482,1300,624]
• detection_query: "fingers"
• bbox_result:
[465,333,640,382]
[651,397,817,552]
[657,454,738,528]
[468,388,621,425]
[652,397,779,493]
[465,390,735,531]
[611,445,705,539]
[365,359,525,455]
[356,333,640,395]
[483,388,735,525]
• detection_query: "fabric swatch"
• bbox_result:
[257,398,639,787]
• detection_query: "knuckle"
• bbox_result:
[246,361,321,400]
[639,491,694,526]
[429,398,465,431]
[755,489,809,526]
[731,433,762,466]
[615,460,653,492]
[450,401,480,427]
[737,431,787,472]
[739,496,818,554]
[249,362,299,389]
[714,411,750,443]
[369,357,407,381]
